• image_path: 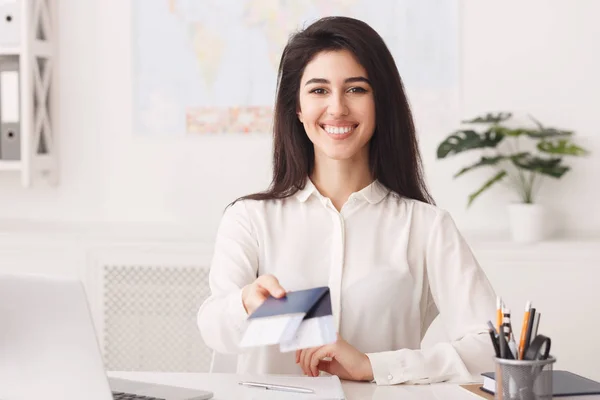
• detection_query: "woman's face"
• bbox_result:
[297,50,376,162]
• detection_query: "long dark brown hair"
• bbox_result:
[235,16,433,205]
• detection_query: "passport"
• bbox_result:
[239,286,336,352]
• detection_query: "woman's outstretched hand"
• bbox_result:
[241,274,286,315]
[296,335,374,381]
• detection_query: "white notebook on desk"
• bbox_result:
[237,375,345,400]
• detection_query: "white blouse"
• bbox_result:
[197,179,497,385]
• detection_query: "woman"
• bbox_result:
[197,16,496,385]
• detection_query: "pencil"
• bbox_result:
[496,296,503,332]
[518,301,532,359]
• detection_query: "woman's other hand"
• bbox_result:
[296,335,374,381]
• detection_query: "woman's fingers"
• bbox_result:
[242,274,286,314]
[309,345,334,377]
[256,274,286,297]
[299,349,307,375]
[300,346,322,376]
[300,348,313,376]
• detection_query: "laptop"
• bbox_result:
[0,273,213,400]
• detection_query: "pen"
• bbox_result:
[486,320,499,337]
[530,311,541,341]
[518,301,532,359]
[486,321,500,357]
[502,307,512,342]
[523,307,536,356]
[504,308,518,359]
[498,323,514,359]
[239,381,315,394]
[508,336,518,360]
[498,306,515,360]
[498,323,508,359]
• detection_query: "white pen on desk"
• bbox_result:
[239,381,315,394]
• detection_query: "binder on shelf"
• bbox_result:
[0,0,21,47]
[0,57,21,160]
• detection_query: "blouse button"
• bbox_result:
[387,374,393,381]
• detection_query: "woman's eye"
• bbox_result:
[309,88,327,94]
[348,87,367,93]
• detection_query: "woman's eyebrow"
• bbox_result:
[304,76,371,86]
[345,76,371,85]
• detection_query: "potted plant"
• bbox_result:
[436,112,588,242]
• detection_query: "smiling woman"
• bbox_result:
[298,50,375,167]
[197,16,498,386]
[233,15,432,207]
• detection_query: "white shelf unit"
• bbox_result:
[0,47,21,56]
[0,0,57,186]
[0,160,21,170]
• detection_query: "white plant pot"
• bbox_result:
[508,203,545,243]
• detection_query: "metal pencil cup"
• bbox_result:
[494,356,556,400]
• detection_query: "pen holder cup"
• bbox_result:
[494,356,556,400]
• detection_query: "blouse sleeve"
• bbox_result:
[197,200,259,354]
[366,210,497,385]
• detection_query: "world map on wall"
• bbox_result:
[132,0,459,135]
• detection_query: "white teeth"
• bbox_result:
[323,125,355,135]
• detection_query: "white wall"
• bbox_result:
[0,0,598,240]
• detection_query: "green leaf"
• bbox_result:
[490,126,536,137]
[538,139,588,156]
[454,155,506,178]
[511,154,570,178]
[462,112,512,124]
[525,116,573,138]
[437,129,504,159]
[467,170,507,207]
[526,128,573,138]
[492,115,573,138]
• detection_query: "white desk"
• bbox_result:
[109,371,600,400]
[109,371,482,400]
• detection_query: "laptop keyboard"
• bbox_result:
[112,391,165,400]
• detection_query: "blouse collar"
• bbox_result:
[295,178,390,204]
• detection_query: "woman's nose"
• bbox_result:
[327,94,349,116]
